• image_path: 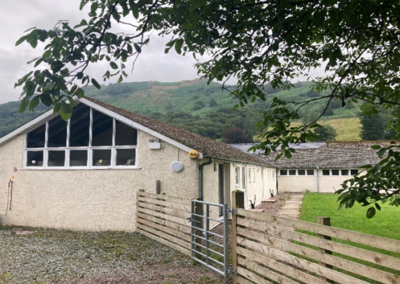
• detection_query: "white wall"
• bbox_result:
[0,131,198,232]
[278,169,356,193]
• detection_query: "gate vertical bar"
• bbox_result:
[206,204,210,265]
[223,203,229,278]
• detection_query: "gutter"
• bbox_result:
[198,157,213,200]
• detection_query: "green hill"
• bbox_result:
[0,79,361,140]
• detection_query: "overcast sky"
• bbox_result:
[0,0,205,104]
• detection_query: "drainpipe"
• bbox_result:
[316,165,320,193]
[199,157,213,201]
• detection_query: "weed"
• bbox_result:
[162,259,170,264]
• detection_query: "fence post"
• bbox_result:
[231,190,244,284]
[317,216,334,283]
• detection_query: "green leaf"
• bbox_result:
[371,145,381,150]
[28,96,40,110]
[75,87,85,98]
[174,39,183,55]
[91,78,101,89]
[19,97,30,113]
[40,93,53,107]
[284,151,292,159]
[375,203,381,211]
[15,35,27,46]
[366,207,376,219]
[133,43,141,53]
[110,62,118,69]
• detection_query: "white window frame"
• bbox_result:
[24,107,138,169]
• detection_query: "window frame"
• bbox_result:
[24,107,138,169]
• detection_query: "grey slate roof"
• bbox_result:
[231,141,396,169]
[85,97,273,167]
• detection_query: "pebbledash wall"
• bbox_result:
[0,131,199,232]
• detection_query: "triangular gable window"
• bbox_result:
[25,104,138,169]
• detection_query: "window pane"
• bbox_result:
[307,169,314,175]
[235,168,239,184]
[70,104,90,147]
[341,169,349,176]
[48,116,67,147]
[27,124,45,148]
[116,121,137,145]
[93,150,111,166]
[70,150,88,167]
[351,169,359,175]
[280,170,287,175]
[289,170,296,175]
[48,151,65,167]
[92,110,113,146]
[27,151,43,167]
[242,167,245,187]
[331,170,339,175]
[322,170,330,176]
[298,170,305,175]
[116,149,136,166]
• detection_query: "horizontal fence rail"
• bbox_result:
[232,206,400,284]
[136,189,192,256]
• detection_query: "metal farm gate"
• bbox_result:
[190,199,231,278]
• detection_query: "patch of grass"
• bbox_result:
[319,117,361,141]
[299,192,400,241]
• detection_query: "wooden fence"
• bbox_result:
[136,190,400,283]
[136,189,192,256]
[231,192,400,284]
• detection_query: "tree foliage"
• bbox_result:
[314,125,337,141]
[15,0,400,216]
[359,105,396,141]
[221,127,252,144]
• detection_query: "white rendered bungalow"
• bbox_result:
[0,97,276,231]
[232,141,392,193]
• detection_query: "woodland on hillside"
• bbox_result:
[0,80,391,142]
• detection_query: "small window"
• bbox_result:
[331,170,340,176]
[92,110,113,146]
[70,150,88,167]
[253,168,256,183]
[322,170,330,176]
[48,151,65,167]
[69,105,90,147]
[307,169,314,175]
[242,167,246,188]
[235,168,240,185]
[351,169,359,175]
[27,151,43,167]
[298,170,306,175]
[341,169,349,176]
[249,169,252,183]
[27,124,45,148]
[93,150,111,166]
[280,170,287,175]
[116,121,137,146]
[272,171,275,181]
[289,170,296,176]
[116,149,136,166]
[48,116,67,147]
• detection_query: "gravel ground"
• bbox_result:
[0,227,227,284]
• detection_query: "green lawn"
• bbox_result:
[299,192,400,241]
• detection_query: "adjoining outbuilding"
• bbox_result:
[0,97,276,231]
[231,141,392,193]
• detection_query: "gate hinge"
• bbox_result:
[228,268,237,275]
[227,208,236,215]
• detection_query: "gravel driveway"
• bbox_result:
[0,226,227,284]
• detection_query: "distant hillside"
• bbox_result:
[0,79,361,140]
